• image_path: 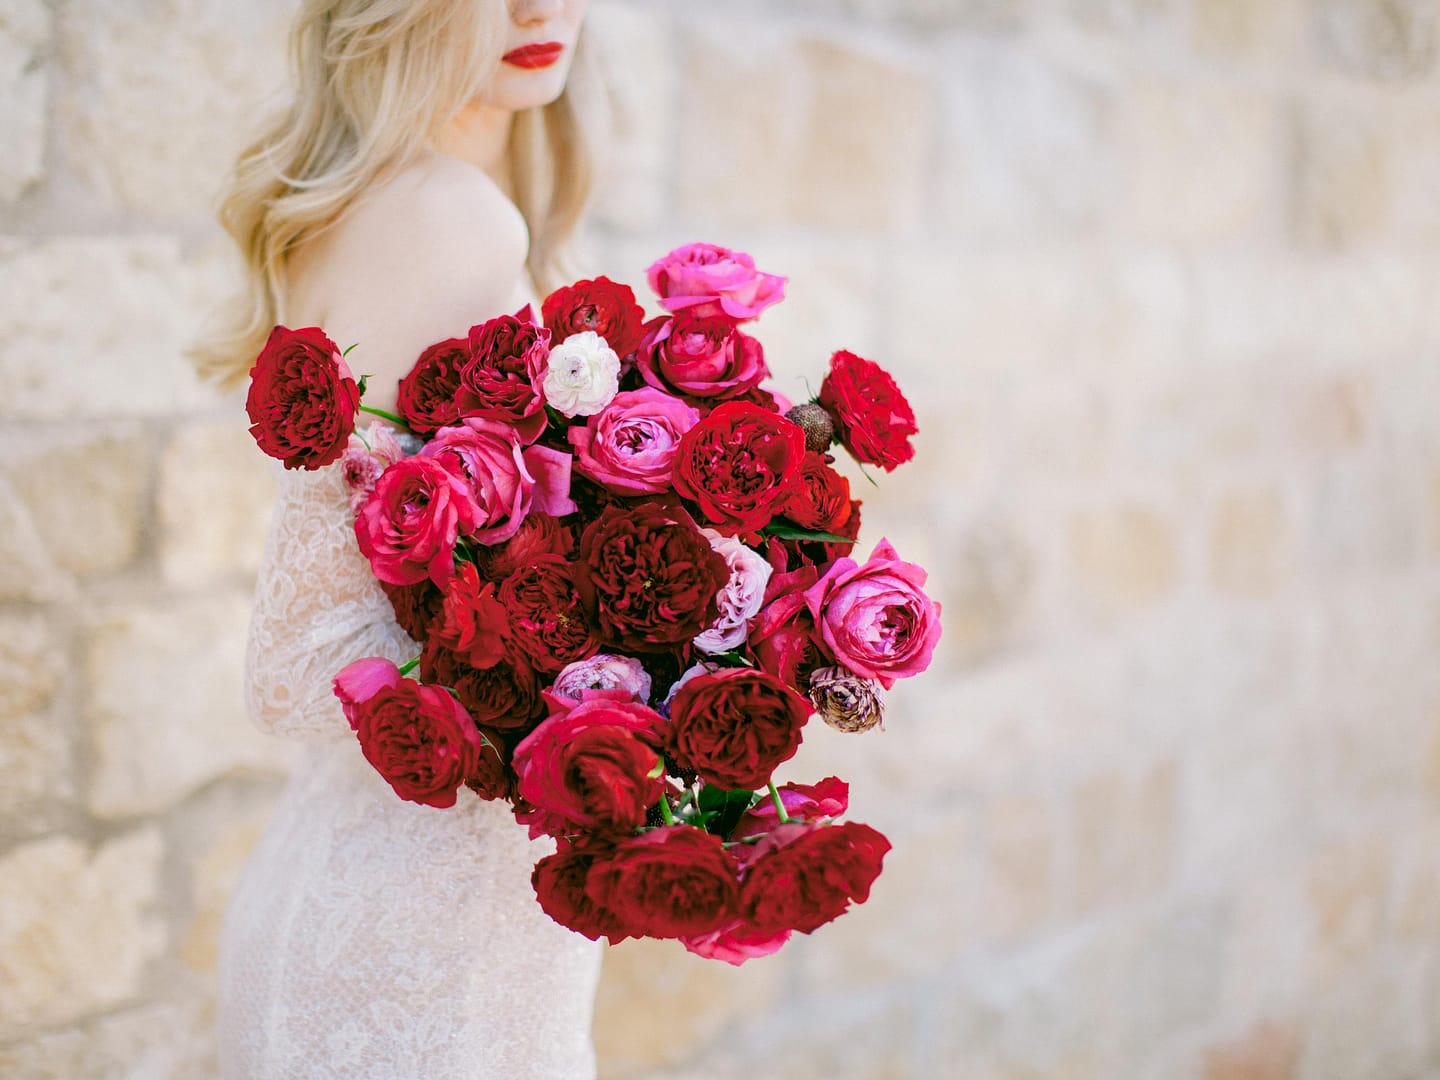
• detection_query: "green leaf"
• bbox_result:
[342,343,360,358]
[762,521,856,544]
[356,373,369,397]
[696,785,763,838]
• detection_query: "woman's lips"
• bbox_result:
[502,42,565,69]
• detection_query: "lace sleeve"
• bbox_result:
[244,457,419,741]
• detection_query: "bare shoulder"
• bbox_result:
[290,153,532,411]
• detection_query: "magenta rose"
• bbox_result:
[646,243,786,322]
[732,777,850,843]
[803,538,942,689]
[569,387,701,496]
[354,456,480,587]
[512,697,666,836]
[636,313,768,401]
[681,922,790,966]
[420,417,575,545]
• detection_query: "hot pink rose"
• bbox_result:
[681,922,790,966]
[568,388,701,496]
[332,656,403,731]
[732,777,850,842]
[803,539,942,688]
[636,313,768,401]
[354,456,480,587]
[420,418,575,545]
[646,243,786,322]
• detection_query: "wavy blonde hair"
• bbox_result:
[191,0,600,388]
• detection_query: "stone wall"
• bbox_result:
[2,0,1438,1076]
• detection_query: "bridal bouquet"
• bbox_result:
[244,242,941,964]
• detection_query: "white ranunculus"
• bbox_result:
[693,530,773,655]
[542,331,621,418]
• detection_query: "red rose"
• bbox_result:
[817,350,917,472]
[748,564,825,687]
[473,512,572,580]
[379,579,446,642]
[739,821,890,934]
[667,668,811,790]
[420,639,543,732]
[584,827,741,940]
[673,402,806,535]
[542,276,646,359]
[354,456,479,587]
[578,501,729,653]
[512,698,665,835]
[458,309,550,444]
[497,555,598,673]
[349,676,484,808]
[532,842,630,942]
[637,313,768,401]
[432,562,511,669]
[245,325,360,470]
[397,336,468,436]
[781,452,853,533]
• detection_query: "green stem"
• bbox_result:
[657,791,676,827]
[358,404,408,428]
[398,656,420,677]
[768,780,791,824]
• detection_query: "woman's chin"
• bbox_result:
[484,66,574,112]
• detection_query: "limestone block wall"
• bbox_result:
[2,1,1438,1077]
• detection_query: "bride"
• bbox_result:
[192,2,604,1076]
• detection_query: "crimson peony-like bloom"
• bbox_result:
[379,579,446,643]
[457,308,551,444]
[245,325,360,470]
[672,402,807,536]
[578,501,729,653]
[818,350,918,471]
[431,562,511,670]
[780,451,853,533]
[739,821,890,935]
[531,842,630,942]
[396,336,468,435]
[666,668,811,790]
[420,638,543,733]
[498,556,599,674]
[583,827,741,941]
[541,276,647,359]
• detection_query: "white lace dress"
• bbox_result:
[216,451,603,1079]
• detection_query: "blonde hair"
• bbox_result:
[191,0,600,388]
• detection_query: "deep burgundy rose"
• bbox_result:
[472,512,572,580]
[584,827,741,940]
[348,675,484,809]
[579,501,729,653]
[465,725,515,802]
[818,350,918,472]
[673,402,806,535]
[732,777,850,842]
[512,698,666,836]
[748,564,825,687]
[396,336,468,435]
[431,562,511,670]
[354,456,479,587]
[739,821,890,934]
[636,313,768,401]
[541,276,647,359]
[420,638,543,732]
[666,669,811,790]
[532,842,630,942]
[457,308,551,444]
[781,452,853,533]
[497,555,599,673]
[245,325,360,470]
[379,579,445,642]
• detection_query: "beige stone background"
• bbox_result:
[2,0,1440,1076]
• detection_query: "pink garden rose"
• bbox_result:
[681,922,791,966]
[636,313,768,401]
[568,388,700,496]
[803,539,942,689]
[420,417,575,545]
[354,456,480,587]
[694,530,772,655]
[340,423,408,514]
[646,243,786,322]
[551,654,654,705]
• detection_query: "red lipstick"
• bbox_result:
[502,42,565,70]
